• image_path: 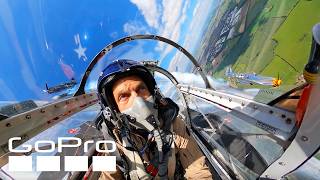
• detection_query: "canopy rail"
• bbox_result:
[0,92,99,162]
[178,84,296,141]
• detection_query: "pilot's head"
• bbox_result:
[97,59,157,113]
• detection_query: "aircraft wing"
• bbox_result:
[234,74,274,86]
[247,77,274,86]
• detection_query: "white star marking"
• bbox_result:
[74,34,88,61]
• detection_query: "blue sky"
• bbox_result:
[0,0,218,102]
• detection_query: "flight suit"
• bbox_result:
[99,117,213,179]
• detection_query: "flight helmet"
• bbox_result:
[97,59,157,112]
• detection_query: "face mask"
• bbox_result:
[121,96,160,131]
[121,96,170,176]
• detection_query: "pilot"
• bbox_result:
[96,59,213,179]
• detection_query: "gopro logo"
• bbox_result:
[8,137,117,172]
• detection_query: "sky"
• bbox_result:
[0,0,218,102]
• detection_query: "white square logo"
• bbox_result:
[36,156,60,171]
[64,156,88,171]
[8,156,32,172]
[92,156,116,171]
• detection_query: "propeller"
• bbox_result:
[272,72,282,87]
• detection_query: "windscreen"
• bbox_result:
[0,0,215,115]
[1,0,315,112]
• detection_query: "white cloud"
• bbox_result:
[123,20,149,35]
[156,0,186,51]
[168,0,214,72]
[156,0,190,64]
[128,0,189,56]
[130,0,160,28]
[87,80,98,91]
[118,41,155,60]
[127,0,215,72]
[109,31,118,39]
[168,51,186,71]
[192,2,200,17]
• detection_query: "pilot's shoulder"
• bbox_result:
[173,115,187,129]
